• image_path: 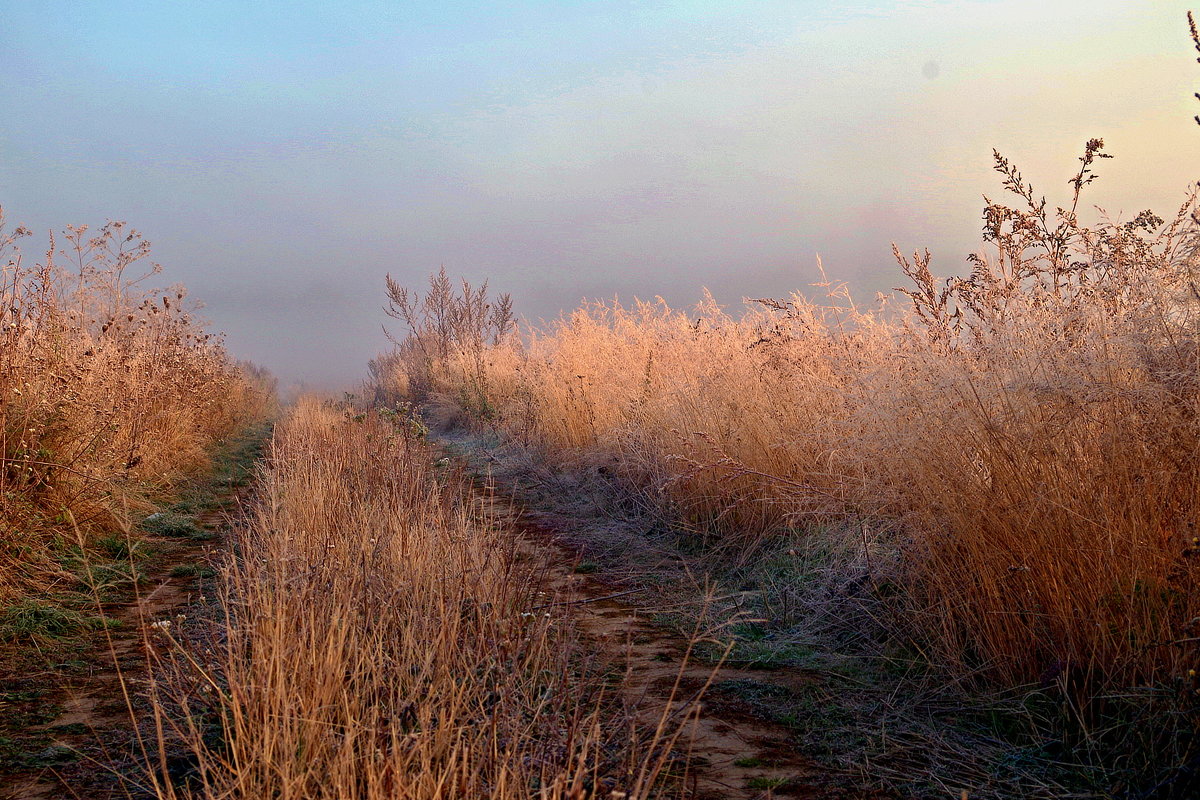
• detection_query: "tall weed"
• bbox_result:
[373,142,1200,769]
[0,212,273,603]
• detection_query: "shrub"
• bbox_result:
[0,211,273,604]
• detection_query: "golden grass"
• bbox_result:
[0,211,273,603]
[375,146,1200,701]
[146,399,681,799]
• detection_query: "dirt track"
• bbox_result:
[4,430,887,800]
[2,493,246,800]
[489,495,890,800]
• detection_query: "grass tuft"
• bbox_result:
[0,600,111,641]
[169,563,215,579]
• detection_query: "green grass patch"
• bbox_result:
[0,736,78,770]
[724,640,817,670]
[170,563,216,579]
[0,601,113,642]
[78,560,144,596]
[0,687,61,729]
[95,534,144,560]
[140,512,205,539]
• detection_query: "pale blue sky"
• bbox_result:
[2,1,1197,387]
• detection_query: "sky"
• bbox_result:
[2,0,1198,388]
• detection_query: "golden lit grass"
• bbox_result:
[375,146,1200,703]
[855,294,1200,688]
[0,212,273,603]
[146,399,680,799]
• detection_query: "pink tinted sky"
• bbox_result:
[2,0,1198,388]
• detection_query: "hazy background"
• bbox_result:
[2,0,1198,389]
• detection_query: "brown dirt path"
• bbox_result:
[485,495,891,800]
[1,492,247,800]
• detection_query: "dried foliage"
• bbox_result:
[375,144,1200,787]
[1191,10,1200,126]
[146,400,682,799]
[375,266,514,417]
[0,211,274,603]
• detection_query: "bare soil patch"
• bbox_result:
[0,429,265,800]
[481,486,895,800]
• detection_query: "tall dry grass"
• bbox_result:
[0,210,273,603]
[147,399,681,799]
[374,144,1200,710]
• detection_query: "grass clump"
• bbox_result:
[95,534,144,561]
[139,513,205,539]
[0,600,110,642]
[169,563,214,579]
[0,736,79,771]
[78,560,144,596]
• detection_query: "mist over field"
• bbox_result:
[6,4,1200,798]
[2,0,1198,388]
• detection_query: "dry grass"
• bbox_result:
[374,143,1200,779]
[0,210,274,604]
[144,399,684,799]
